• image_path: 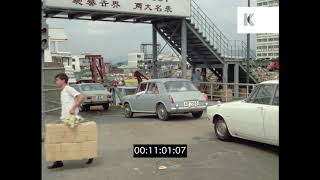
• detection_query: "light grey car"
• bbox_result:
[122,78,208,120]
[70,83,112,112]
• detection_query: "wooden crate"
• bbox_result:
[45,121,98,161]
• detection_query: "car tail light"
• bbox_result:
[169,95,174,104]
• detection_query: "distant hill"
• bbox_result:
[106,56,128,65]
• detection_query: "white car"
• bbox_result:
[207,80,279,146]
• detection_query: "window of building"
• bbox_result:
[258,39,268,42]
[258,46,266,50]
[263,2,268,5]
[268,38,273,41]
[268,53,273,56]
[257,2,263,6]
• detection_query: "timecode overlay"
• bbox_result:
[133,144,187,158]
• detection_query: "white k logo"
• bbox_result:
[244,13,254,26]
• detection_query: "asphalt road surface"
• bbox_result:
[42,107,278,180]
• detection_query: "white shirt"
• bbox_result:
[60,85,81,120]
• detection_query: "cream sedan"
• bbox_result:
[207,80,279,146]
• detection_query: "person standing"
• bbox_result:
[48,73,92,169]
[192,69,201,90]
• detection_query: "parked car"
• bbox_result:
[122,78,208,120]
[115,86,138,105]
[206,80,279,146]
[70,83,112,111]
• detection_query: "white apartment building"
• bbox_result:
[45,28,76,83]
[256,0,279,60]
[128,53,144,69]
[71,55,85,72]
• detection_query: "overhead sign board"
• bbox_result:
[43,0,191,17]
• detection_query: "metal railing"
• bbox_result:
[199,82,257,102]
[42,87,61,113]
[189,0,256,61]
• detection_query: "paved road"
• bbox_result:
[42,108,278,180]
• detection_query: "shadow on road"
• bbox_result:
[131,114,201,121]
[233,138,279,154]
[48,159,103,171]
[205,131,279,154]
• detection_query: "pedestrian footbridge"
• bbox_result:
[43,0,258,84]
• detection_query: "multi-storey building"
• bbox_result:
[256,0,279,60]
[128,53,145,69]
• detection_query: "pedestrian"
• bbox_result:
[192,69,201,90]
[48,73,93,169]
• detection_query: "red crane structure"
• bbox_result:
[77,55,107,84]
[134,70,149,84]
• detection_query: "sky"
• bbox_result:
[47,0,257,63]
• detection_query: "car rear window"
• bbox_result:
[164,81,198,92]
[80,84,105,91]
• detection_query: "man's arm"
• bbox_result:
[70,94,85,115]
[66,86,85,115]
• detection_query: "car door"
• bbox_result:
[232,84,276,140]
[133,82,149,111]
[143,82,161,112]
[263,85,279,145]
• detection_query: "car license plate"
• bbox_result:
[184,101,199,107]
[97,96,104,100]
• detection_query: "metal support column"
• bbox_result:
[246,0,251,83]
[181,19,187,79]
[234,63,239,98]
[223,63,228,91]
[152,24,158,79]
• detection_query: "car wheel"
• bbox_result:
[124,103,133,118]
[103,103,109,111]
[214,116,232,141]
[157,104,169,121]
[192,111,203,118]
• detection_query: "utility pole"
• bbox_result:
[181,19,187,79]
[246,0,250,83]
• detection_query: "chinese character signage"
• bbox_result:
[44,0,191,17]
